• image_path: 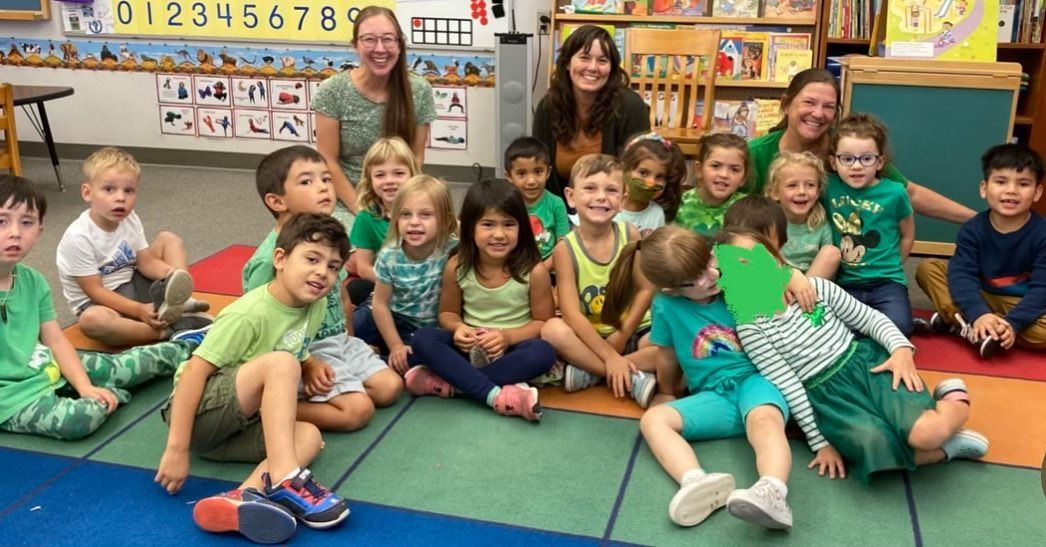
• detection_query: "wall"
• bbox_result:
[0,3,551,170]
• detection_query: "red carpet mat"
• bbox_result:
[910,332,1046,382]
[186,245,256,296]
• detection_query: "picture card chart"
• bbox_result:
[432,85,467,118]
[197,108,234,139]
[273,111,311,142]
[235,109,272,139]
[193,75,231,107]
[155,74,193,104]
[232,78,270,108]
[159,106,196,136]
[429,118,467,150]
[269,80,309,110]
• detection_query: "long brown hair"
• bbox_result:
[620,132,687,221]
[769,68,841,133]
[722,195,789,251]
[457,180,540,284]
[353,6,417,146]
[547,25,629,145]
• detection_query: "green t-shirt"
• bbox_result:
[242,230,348,341]
[824,174,913,286]
[0,264,63,424]
[748,129,908,195]
[528,190,571,259]
[174,284,325,389]
[782,221,833,272]
[349,207,390,252]
[649,293,758,394]
[674,190,746,237]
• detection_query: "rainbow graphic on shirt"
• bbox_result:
[691,325,742,359]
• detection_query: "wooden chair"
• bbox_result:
[0,83,21,176]
[625,28,721,157]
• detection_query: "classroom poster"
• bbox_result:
[268,79,309,110]
[197,108,234,138]
[159,106,197,136]
[234,109,272,139]
[155,74,193,104]
[272,111,311,142]
[232,77,270,108]
[193,75,231,106]
[431,85,467,119]
[885,0,999,61]
[429,118,467,150]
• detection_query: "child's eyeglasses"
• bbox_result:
[834,153,880,167]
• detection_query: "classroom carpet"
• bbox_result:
[1,245,1044,545]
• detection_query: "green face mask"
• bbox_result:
[627,176,664,204]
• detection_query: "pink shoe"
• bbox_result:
[492,384,541,421]
[404,366,455,398]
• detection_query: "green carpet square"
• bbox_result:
[909,461,1046,543]
[611,439,915,545]
[341,398,639,537]
[0,379,170,458]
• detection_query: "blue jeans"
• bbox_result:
[410,327,555,402]
[839,280,913,336]
[353,304,420,356]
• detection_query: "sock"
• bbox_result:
[680,467,706,485]
[279,467,302,484]
[485,387,501,407]
[761,476,788,498]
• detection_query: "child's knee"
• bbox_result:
[540,318,572,346]
[154,230,184,249]
[328,393,376,431]
[78,307,115,337]
[294,421,324,452]
[745,405,785,432]
[260,352,302,381]
[640,405,682,437]
[365,369,403,407]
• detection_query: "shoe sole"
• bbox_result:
[469,346,490,368]
[404,366,454,398]
[298,506,351,529]
[193,497,297,544]
[632,377,656,409]
[157,270,194,324]
[948,429,990,459]
[526,385,542,421]
[980,339,1002,359]
[726,494,793,530]
[668,474,734,527]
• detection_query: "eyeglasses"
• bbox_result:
[834,153,881,167]
[358,34,399,49]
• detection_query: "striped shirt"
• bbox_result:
[736,277,913,452]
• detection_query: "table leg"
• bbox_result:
[37,103,65,191]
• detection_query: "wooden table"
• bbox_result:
[12,85,74,191]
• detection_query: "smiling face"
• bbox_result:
[566,170,624,226]
[354,13,402,78]
[769,164,821,223]
[271,159,334,217]
[397,191,439,256]
[0,198,42,269]
[980,167,1043,221]
[272,241,343,307]
[82,167,139,231]
[830,135,884,190]
[696,147,747,206]
[783,82,838,144]
[473,207,519,262]
[369,160,411,210]
[568,39,612,97]
[506,156,550,205]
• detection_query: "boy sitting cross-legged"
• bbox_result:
[915,143,1046,358]
[56,147,210,347]
[156,214,350,543]
[243,146,402,432]
[0,175,203,441]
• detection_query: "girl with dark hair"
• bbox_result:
[313,6,437,233]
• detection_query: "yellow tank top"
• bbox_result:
[563,222,651,336]
[459,268,532,329]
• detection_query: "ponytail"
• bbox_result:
[601,240,641,329]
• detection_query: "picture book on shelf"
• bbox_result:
[623,0,650,15]
[737,31,769,80]
[767,32,811,76]
[713,0,761,17]
[695,99,780,138]
[642,90,682,127]
[651,0,705,14]
[773,48,812,82]
[717,34,745,79]
[884,0,999,61]
[761,0,816,18]
[572,0,621,14]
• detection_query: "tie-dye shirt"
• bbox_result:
[649,292,758,394]
[373,239,458,328]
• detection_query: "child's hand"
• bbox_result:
[453,324,477,352]
[136,303,167,329]
[784,269,817,312]
[870,347,923,392]
[808,445,847,479]
[155,447,190,495]
[387,343,413,375]
[605,331,627,353]
[997,319,1017,349]
[303,359,335,397]
[478,329,507,360]
[77,385,119,414]
[972,313,1011,346]
[605,354,632,398]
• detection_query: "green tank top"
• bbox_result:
[564,222,651,336]
[460,267,532,329]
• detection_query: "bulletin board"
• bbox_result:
[842,56,1022,256]
[60,0,511,50]
[0,0,51,21]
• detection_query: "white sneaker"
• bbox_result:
[941,429,989,460]
[563,364,600,393]
[667,473,734,527]
[726,477,793,529]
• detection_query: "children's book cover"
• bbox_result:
[773,48,812,82]
[762,0,816,18]
[652,0,706,14]
[623,0,650,15]
[754,98,782,135]
[712,100,758,138]
[642,89,682,127]
[767,32,811,76]
[713,0,761,17]
[572,0,622,14]
[737,32,768,80]
[717,34,744,79]
[884,0,999,61]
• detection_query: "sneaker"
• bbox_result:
[667,472,734,527]
[492,384,541,421]
[171,321,213,346]
[726,477,794,529]
[630,370,656,409]
[404,365,455,398]
[941,429,989,460]
[530,359,565,387]
[932,378,969,402]
[150,269,194,323]
[469,345,491,368]
[193,487,297,544]
[929,312,957,334]
[263,468,349,529]
[183,297,212,314]
[979,337,1002,359]
[168,313,213,340]
[563,364,600,393]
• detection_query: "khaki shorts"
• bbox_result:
[162,366,266,463]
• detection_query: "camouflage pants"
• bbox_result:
[0,340,193,440]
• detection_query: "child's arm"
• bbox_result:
[355,249,377,282]
[74,274,164,329]
[805,245,841,279]
[156,355,216,494]
[339,281,354,337]
[899,214,915,262]
[301,355,335,397]
[372,280,410,373]
[436,257,476,351]
[478,263,554,357]
[38,320,119,412]
[993,236,1046,347]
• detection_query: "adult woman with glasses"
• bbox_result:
[748,68,974,224]
[533,25,650,198]
[313,6,437,232]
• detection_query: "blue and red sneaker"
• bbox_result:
[193,487,297,544]
[263,468,349,529]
